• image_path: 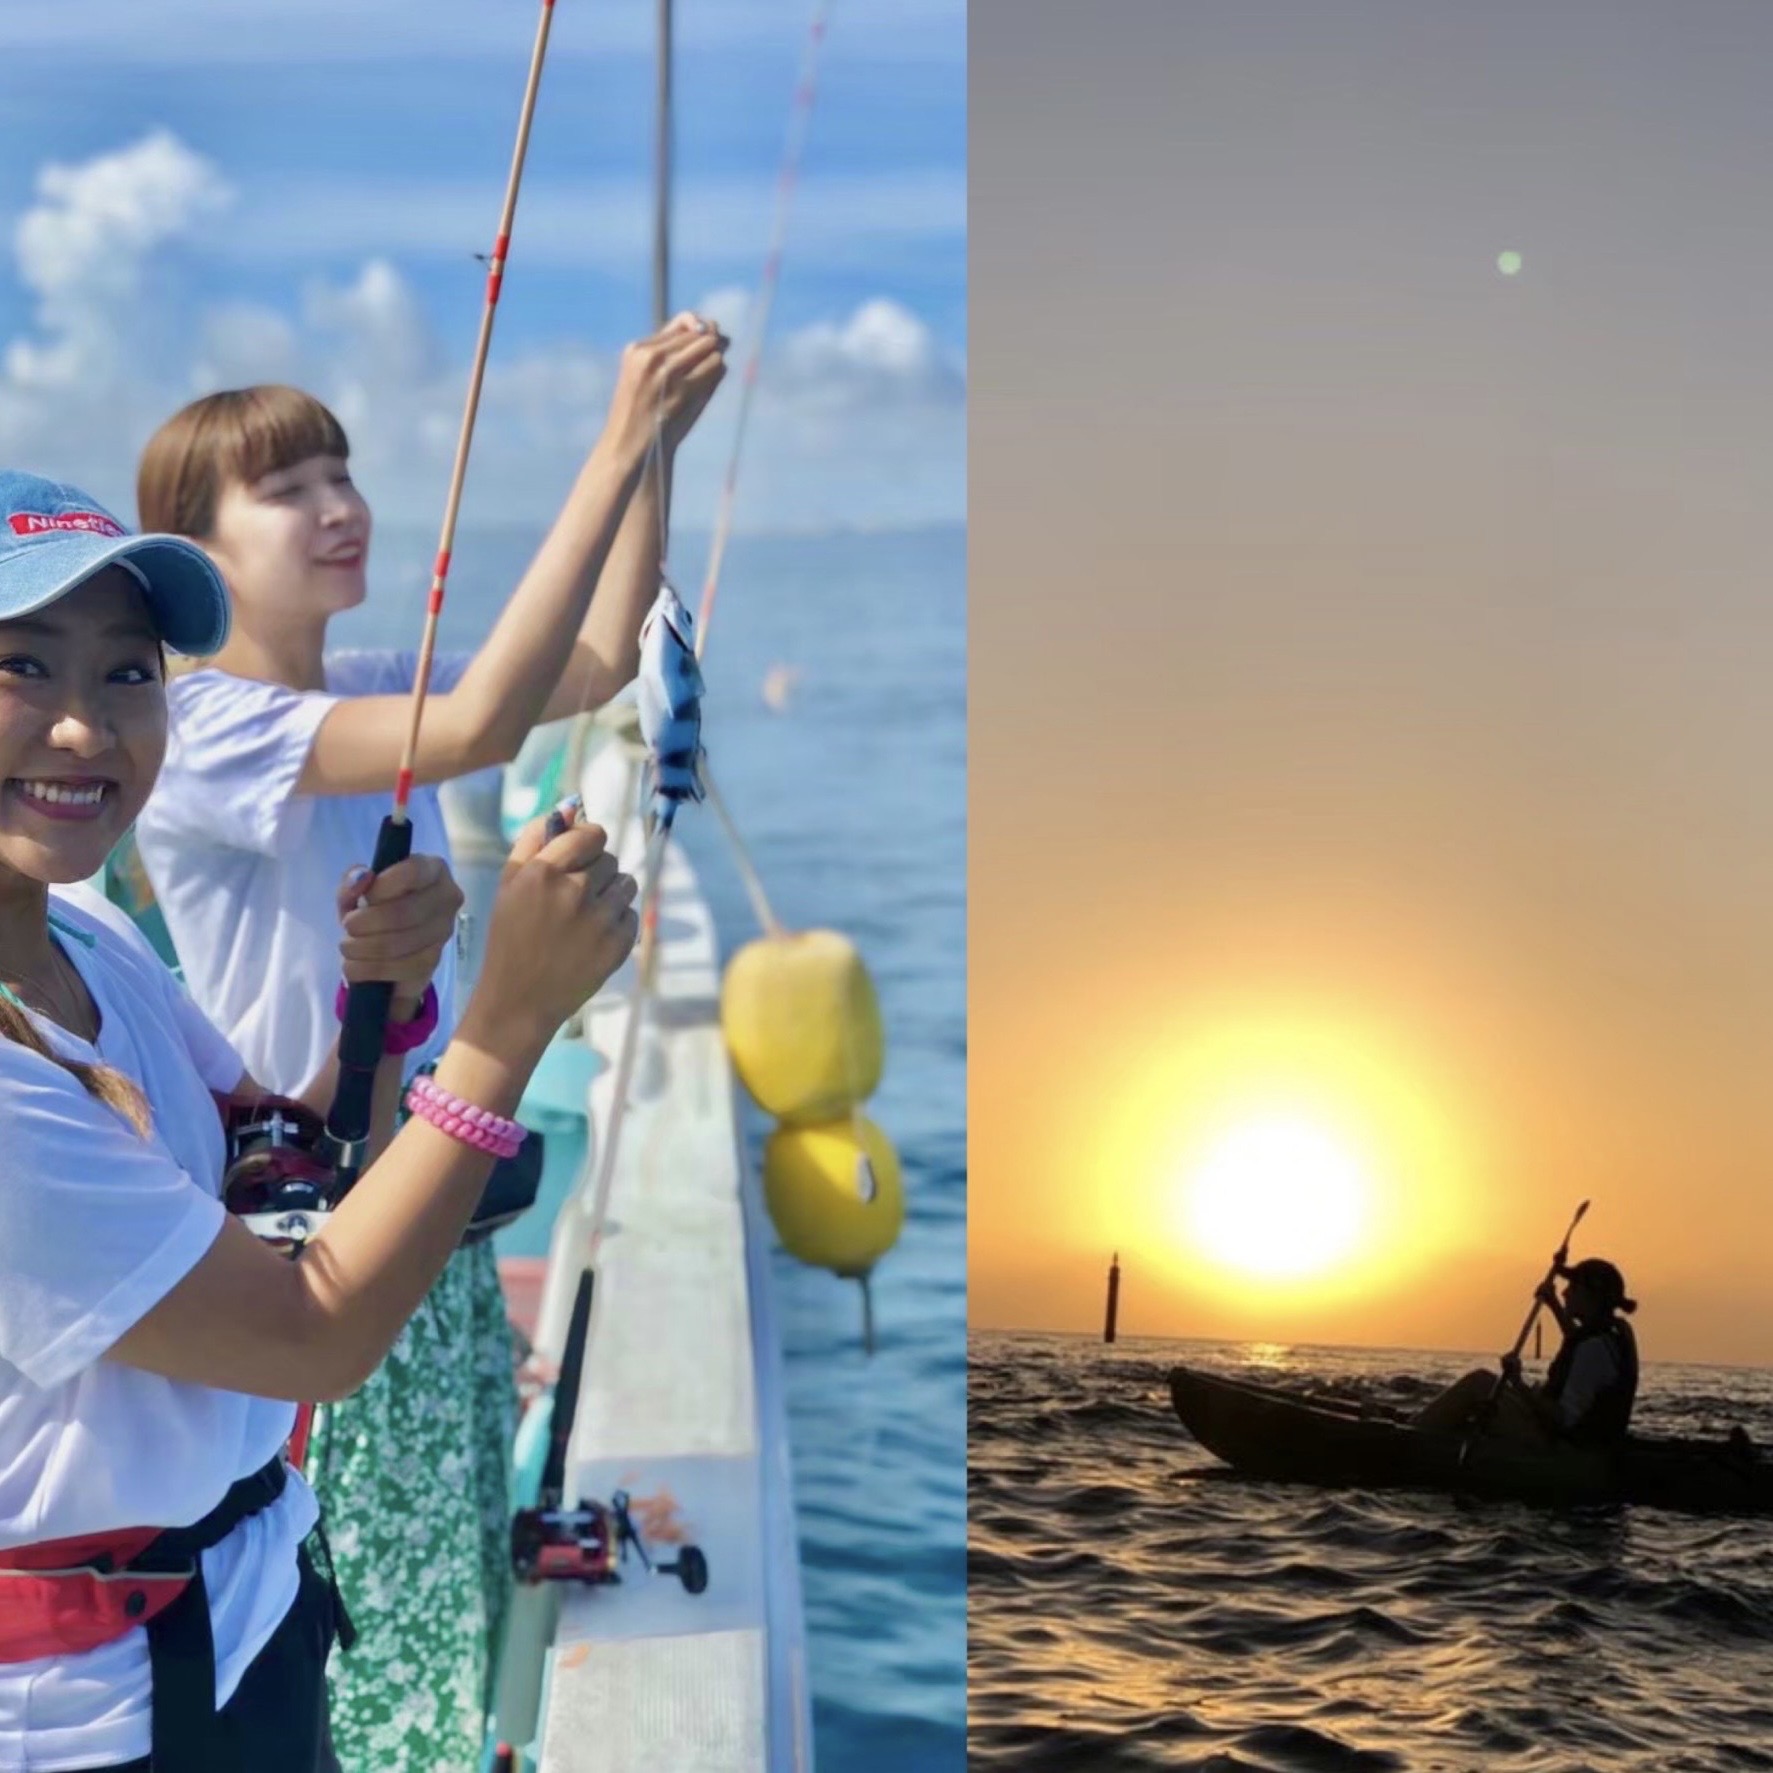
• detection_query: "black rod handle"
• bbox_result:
[539,1269,595,1507]
[325,813,414,1187]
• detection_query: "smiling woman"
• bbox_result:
[0,465,649,1773]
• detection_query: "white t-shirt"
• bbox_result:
[0,887,318,1773]
[136,650,472,1097]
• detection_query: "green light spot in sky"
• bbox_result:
[1497,250,1523,277]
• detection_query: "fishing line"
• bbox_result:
[694,0,833,657]
[578,824,670,1263]
[701,761,781,937]
[575,377,680,1264]
[326,0,558,1186]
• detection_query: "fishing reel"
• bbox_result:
[511,1268,709,1599]
[510,1489,708,1595]
[218,1093,339,1254]
[219,1083,542,1254]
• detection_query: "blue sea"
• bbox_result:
[345,522,967,1770]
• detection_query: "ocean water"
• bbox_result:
[345,522,967,1770]
[970,1331,1773,1773]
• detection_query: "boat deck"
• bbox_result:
[485,737,810,1772]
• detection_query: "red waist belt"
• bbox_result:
[0,1521,177,1659]
[0,1457,295,1769]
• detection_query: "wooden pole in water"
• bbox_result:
[1104,1252,1121,1344]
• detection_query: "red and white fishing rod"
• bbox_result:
[326,0,559,1187]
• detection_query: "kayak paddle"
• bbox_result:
[1495,1198,1588,1397]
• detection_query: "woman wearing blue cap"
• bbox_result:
[127,315,724,1771]
[0,470,641,1772]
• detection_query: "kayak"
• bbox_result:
[1169,1366,1773,1517]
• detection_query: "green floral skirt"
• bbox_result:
[306,1239,517,1773]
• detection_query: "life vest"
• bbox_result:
[1544,1317,1639,1443]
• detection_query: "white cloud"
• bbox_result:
[0,133,964,534]
[0,132,231,464]
[676,289,965,532]
[304,260,438,386]
[699,285,754,340]
[16,131,230,305]
[775,298,963,404]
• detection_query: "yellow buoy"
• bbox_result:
[721,930,884,1124]
[762,1115,904,1277]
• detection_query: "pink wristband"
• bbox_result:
[404,1073,525,1159]
[335,981,440,1055]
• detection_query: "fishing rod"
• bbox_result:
[326,0,558,1187]
[694,0,833,657]
[677,0,895,1355]
[538,1270,594,1511]
[577,603,699,1266]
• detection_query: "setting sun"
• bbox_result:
[1182,1113,1372,1279]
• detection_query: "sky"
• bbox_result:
[0,0,964,535]
[971,0,1773,1366]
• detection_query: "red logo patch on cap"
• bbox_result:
[8,511,126,539]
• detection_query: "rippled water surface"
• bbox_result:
[971,1332,1773,1773]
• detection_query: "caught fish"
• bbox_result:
[636,577,705,831]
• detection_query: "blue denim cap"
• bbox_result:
[0,468,230,655]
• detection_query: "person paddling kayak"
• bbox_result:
[0,470,638,1771]
[1414,1257,1640,1445]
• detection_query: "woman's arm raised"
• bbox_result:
[295,320,725,797]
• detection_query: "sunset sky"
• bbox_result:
[972,0,1773,1365]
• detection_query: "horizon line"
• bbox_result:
[970,1323,1773,1377]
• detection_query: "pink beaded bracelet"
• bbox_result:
[404,1074,526,1160]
